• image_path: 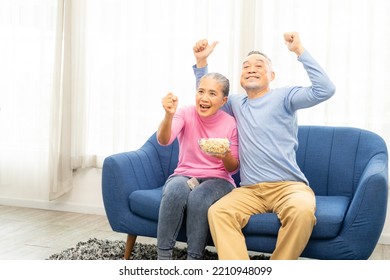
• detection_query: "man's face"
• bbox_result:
[240,54,275,94]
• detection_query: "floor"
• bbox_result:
[0,205,389,260]
[0,205,165,260]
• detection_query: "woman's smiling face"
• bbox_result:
[195,76,227,117]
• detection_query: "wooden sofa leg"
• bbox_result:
[124,234,137,260]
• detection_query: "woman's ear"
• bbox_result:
[221,96,228,106]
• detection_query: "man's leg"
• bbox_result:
[270,182,316,260]
[208,184,266,260]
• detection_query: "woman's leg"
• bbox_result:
[157,176,191,260]
[186,178,234,260]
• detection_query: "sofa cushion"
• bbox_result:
[312,196,350,238]
[130,188,350,239]
[243,195,350,239]
[129,187,162,221]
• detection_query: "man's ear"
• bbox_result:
[270,71,276,81]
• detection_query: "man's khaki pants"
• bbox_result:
[208,181,316,260]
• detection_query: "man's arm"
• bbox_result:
[284,32,336,111]
[192,39,217,88]
[192,64,208,89]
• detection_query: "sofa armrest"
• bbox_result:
[102,133,179,232]
[102,151,144,231]
[340,152,388,257]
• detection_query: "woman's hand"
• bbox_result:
[162,92,178,115]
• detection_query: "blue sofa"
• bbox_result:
[102,125,388,259]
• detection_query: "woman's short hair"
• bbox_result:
[198,72,230,97]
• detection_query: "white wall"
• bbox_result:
[384,203,390,244]
[1,167,390,245]
[0,168,105,215]
[55,168,106,215]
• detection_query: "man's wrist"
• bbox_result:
[196,58,208,68]
[295,46,305,57]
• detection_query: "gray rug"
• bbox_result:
[47,238,269,260]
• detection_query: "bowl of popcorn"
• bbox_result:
[198,138,230,155]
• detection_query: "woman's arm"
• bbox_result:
[157,93,178,145]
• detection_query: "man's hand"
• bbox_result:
[162,93,178,115]
[193,39,218,68]
[284,32,305,56]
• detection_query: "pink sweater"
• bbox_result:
[160,105,239,186]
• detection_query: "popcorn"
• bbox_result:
[198,138,230,155]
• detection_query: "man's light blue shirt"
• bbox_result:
[193,51,336,186]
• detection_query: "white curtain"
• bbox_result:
[247,0,390,141]
[1,0,389,202]
[49,0,79,200]
[0,0,59,200]
[76,0,390,169]
[75,0,242,168]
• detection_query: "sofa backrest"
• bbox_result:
[141,133,179,187]
[149,126,387,197]
[296,126,387,197]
